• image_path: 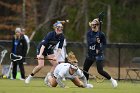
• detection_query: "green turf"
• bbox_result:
[0,79,140,93]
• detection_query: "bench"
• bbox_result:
[125,57,140,82]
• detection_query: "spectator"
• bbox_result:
[22,28,30,54]
[11,27,27,80]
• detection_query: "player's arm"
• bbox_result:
[38,33,52,58]
[77,69,88,87]
[80,75,88,87]
[95,32,106,54]
[87,30,97,46]
[100,32,107,50]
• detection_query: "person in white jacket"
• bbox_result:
[22,29,30,54]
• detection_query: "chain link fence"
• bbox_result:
[0,40,140,80]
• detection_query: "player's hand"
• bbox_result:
[96,49,99,54]
[37,55,44,60]
[96,37,100,43]
[52,56,57,61]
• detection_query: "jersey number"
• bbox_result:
[89,45,95,50]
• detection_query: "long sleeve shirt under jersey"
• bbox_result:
[37,31,64,51]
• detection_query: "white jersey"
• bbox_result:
[54,39,67,62]
[53,63,84,79]
[24,35,30,54]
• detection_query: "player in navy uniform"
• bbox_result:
[83,18,118,88]
[25,21,65,84]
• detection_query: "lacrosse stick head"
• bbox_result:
[10,53,22,61]
[0,49,8,64]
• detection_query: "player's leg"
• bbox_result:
[25,57,45,83]
[83,57,94,80]
[12,61,17,79]
[44,73,57,87]
[50,77,57,87]
[96,56,118,88]
[47,54,58,73]
[18,59,25,80]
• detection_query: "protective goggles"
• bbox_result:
[70,64,78,70]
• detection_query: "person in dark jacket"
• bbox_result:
[11,27,27,80]
[83,18,118,88]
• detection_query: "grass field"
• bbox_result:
[0,79,140,93]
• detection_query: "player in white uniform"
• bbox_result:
[44,52,93,88]
[54,39,67,63]
[54,39,67,81]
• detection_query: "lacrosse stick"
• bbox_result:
[10,53,53,62]
[98,11,105,31]
[6,62,13,78]
[57,20,69,24]
[80,68,104,83]
[0,49,8,64]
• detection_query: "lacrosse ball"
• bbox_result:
[3,75,7,79]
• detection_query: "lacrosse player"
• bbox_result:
[11,27,27,80]
[54,39,67,64]
[44,52,93,88]
[83,18,118,88]
[25,21,65,84]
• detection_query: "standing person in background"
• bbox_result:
[11,27,27,80]
[25,21,65,84]
[83,18,118,88]
[22,28,30,54]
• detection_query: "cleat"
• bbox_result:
[110,78,118,88]
[25,75,32,84]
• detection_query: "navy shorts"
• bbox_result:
[36,48,54,56]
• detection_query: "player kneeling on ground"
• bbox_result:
[44,52,93,88]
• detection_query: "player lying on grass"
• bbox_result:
[44,52,93,88]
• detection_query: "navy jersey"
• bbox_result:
[37,31,64,56]
[86,29,106,56]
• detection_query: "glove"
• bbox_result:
[86,84,93,88]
